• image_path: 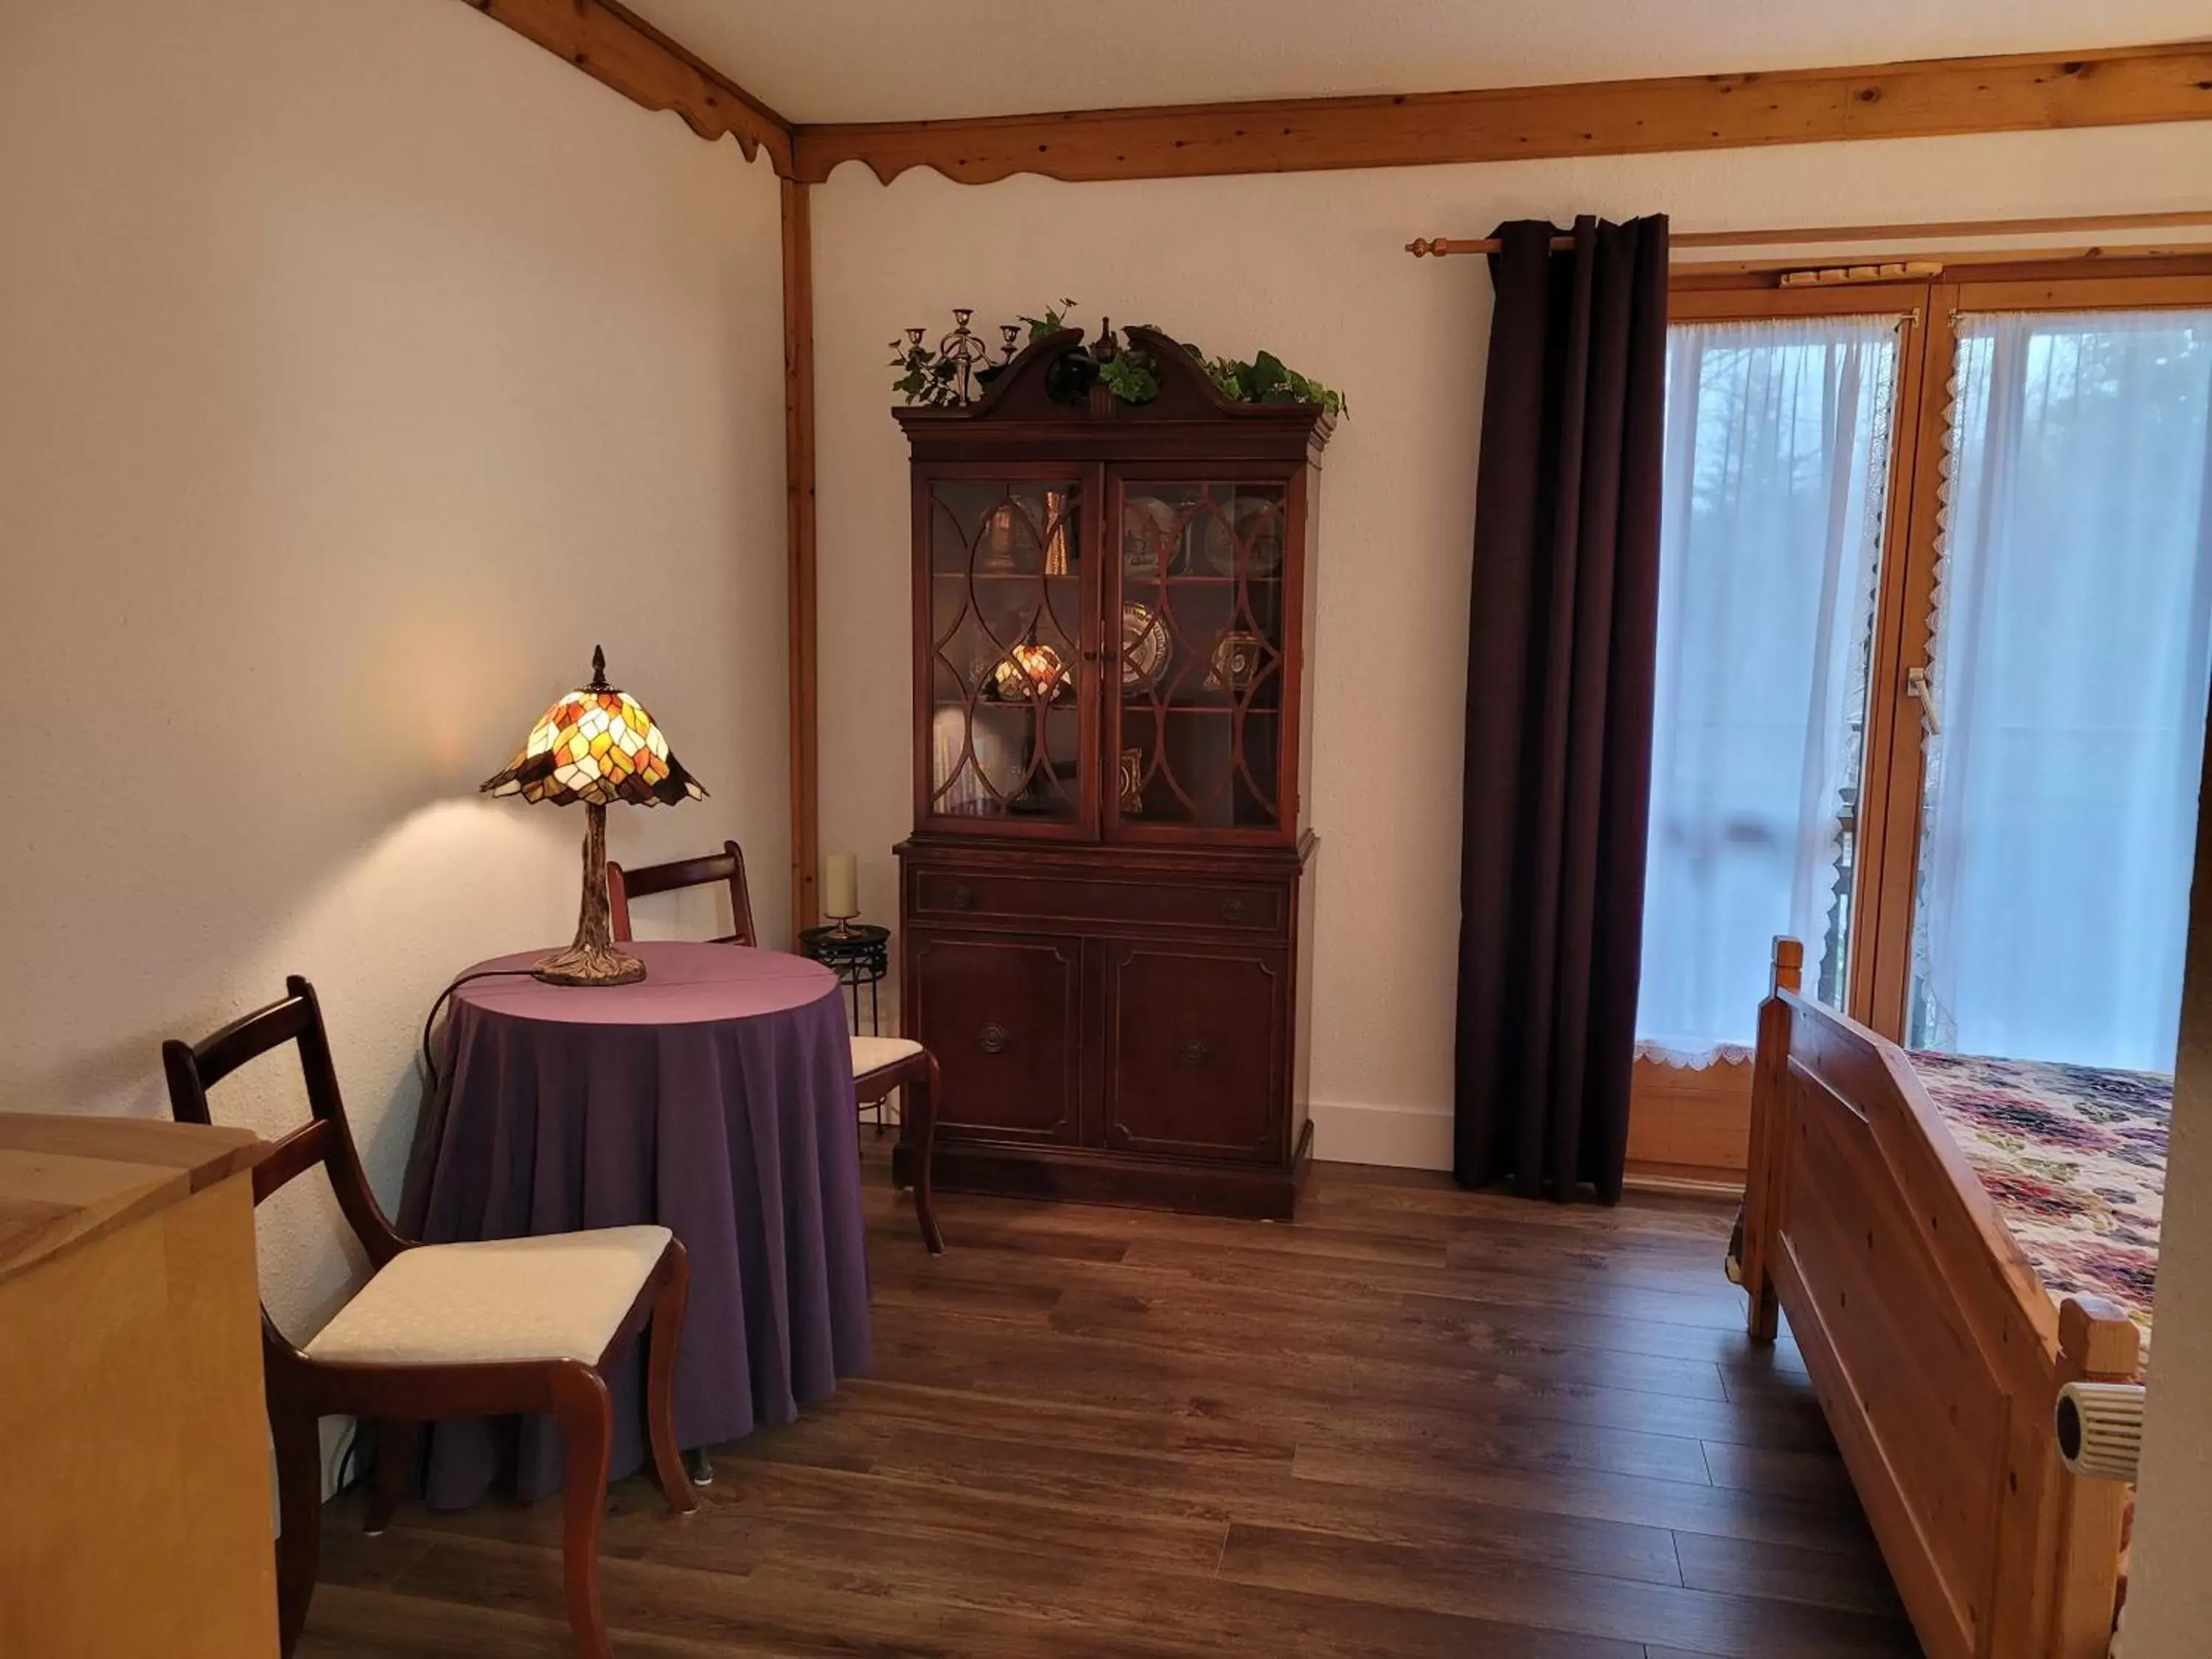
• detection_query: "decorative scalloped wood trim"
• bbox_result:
[783,179,820,936]
[467,0,794,173]
[790,40,2212,186]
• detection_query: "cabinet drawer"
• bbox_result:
[911,869,1284,934]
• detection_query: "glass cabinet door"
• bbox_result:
[1110,479,1290,835]
[922,475,1091,830]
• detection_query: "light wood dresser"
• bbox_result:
[0,1113,276,1655]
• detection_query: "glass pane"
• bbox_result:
[1636,315,1902,1063]
[1116,481,1287,832]
[1908,309,2212,1068]
[925,479,1084,822]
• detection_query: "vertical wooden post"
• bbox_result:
[1770,936,1804,998]
[1742,936,1803,1341]
[782,177,819,940]
[2041,1295,2140,1659]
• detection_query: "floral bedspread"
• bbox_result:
[1907,1050,2168,1354]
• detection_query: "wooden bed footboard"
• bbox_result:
[1740,938,2140,1659]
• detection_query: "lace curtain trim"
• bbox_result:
[1907,338,1968,1054]
[1634,1039,1756,1071]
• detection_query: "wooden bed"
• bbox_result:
[1739,938,2143,1659]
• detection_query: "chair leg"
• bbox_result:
[551,1366,616,1659]
[364,1419,419,1536]
[645,1246,699,1514]
[911,1055,944,1255]
[269,1399,324,1658]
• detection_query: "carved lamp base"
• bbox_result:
[532,939,647,987]
[533,801,647,988]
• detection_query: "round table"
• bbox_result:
[406,941,872,1509]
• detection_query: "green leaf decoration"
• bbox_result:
[1019,298,1079,343]
[1098,351,1159,404]
[891,305,1344,417]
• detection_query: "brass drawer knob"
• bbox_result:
[946,881,975,911]
[1177,1038,1211,1068]
[978,1023,1012,1054]
[1220,897,1248,923]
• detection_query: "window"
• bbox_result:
[1638,316,1901,1063]
[1638,268,2212,1078]
[1907,308,2212,1068]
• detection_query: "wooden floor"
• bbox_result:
[302,1153,1922,1659]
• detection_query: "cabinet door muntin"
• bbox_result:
[914,462,1102,838]
[1107,466,1301,843]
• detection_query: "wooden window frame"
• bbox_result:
[1628,255,2212,1187]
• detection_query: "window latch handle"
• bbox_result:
[1907,666,1942,740]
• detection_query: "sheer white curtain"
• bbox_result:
[1636,317,1901,1064]
[1910,309,2212,1069]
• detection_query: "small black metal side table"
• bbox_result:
[799,922,894,1131]
[798,922,891,1033]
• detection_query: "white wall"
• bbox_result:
[811,123,2212,1173]
[0,0,790,1356]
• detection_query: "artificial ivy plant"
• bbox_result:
[892,301,1346,418]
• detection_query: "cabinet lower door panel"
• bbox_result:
[1105,941,1285,1161]
[909,930,1083,1147]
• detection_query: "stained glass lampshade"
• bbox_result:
[481,646,706,986]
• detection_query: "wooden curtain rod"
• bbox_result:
[1406,208,2212,258]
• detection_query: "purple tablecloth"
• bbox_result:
[406,941,871,1508]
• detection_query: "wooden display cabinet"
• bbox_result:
[891,325,1333,1218]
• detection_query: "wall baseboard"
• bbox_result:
[1622,1162,1746,1199]
[1311,1102,1750,1197]
[1308,1099,1453,1172]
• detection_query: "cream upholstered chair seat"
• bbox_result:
[305,1225,672,1367]
[850,1034,923,1076]
[844,1035,942,1251]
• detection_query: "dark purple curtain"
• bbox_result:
[1453,215,1669,1203]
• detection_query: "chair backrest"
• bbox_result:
[161,975,406,1270]
[608,839,757,947]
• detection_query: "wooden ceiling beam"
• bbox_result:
[788,40,2212,186]
[467,0,794,174]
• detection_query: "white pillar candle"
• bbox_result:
[823,852,859,920]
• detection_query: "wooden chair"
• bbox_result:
[606,838,757,947]
[610,844,943,1253]
[162,976,696,1659]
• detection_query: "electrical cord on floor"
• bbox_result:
[419,968,538,1091]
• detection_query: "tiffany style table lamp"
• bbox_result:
[481,647,706,986]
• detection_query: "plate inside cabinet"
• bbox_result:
[1200,496,1284,576]
[1206,629,1267,691]
[1118,746,1145,815]
[1124,497,1179,578]
[1121,602,1170,689]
